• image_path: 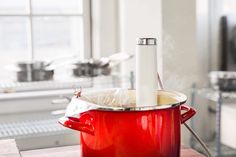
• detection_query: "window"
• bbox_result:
[0,0,91,81]
[223,0,236,14]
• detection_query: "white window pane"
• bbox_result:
[0,17,30,61]
[32,0,83,14]
[0,17,30,81]
[0,0,29,14]
[33,17,83,60]
[223,0,236,14]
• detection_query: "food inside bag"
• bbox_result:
[65,88,183,117]
[65,88,135,117]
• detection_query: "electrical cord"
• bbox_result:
[183,123,212,157]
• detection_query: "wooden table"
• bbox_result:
[1,139,204,157]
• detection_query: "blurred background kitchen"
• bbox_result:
[0,0,236,156]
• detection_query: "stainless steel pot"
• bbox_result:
[72,59,111,77]
[6,56,76,82]
[209,71,236,91]
[72,53,133,77]
[16,61,54,82]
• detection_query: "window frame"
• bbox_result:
[83,0,92,59]
[0,0,92,60]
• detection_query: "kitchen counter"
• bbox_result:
[1,139,204,157]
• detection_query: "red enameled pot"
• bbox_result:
[59,90,196,157]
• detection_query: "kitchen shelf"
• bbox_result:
[0,118,67,139]
[0,74,132,93]
[191,87,236,157]
[0,110,82,150]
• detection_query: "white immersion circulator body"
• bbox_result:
[136,38,158,107]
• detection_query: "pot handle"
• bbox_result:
[180,104,196,124]
[58,113,95,135]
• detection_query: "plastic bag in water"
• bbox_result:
[65,88,134,117]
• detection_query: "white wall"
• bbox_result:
[162,0,210,145]
[162,0,200,92]
[91,0,119,58]
[195,0,216,142]
[119,0,162,77]
[208,0,222,70]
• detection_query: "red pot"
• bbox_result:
[59,90,196,157]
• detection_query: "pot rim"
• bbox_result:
[77,88,187,111]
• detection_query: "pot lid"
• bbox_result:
[65,88,187,116]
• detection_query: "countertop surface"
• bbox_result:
[0,139,204,157]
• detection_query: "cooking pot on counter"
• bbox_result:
[59,89,196,157]
[5,56,76,82]
[71,53,133,77]
[15,61,54,82]
[72,59,111,77]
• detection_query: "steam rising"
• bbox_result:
[162,32,200,92]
